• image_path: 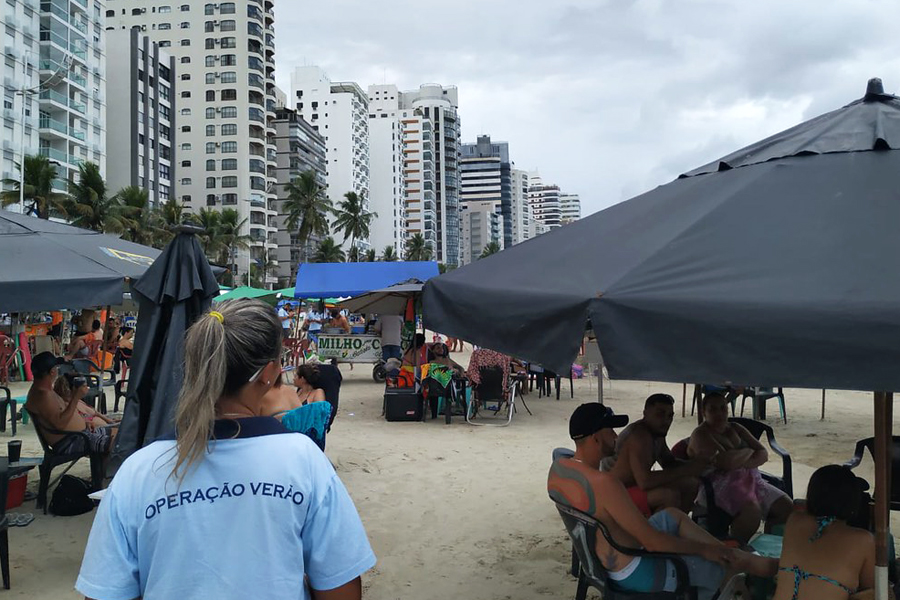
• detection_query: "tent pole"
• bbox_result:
[874,391,892,600]
[99,305,112,375]
[598,362,603,405]
[682,383,687,418]
[821,389,826,420]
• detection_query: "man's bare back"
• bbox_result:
[26,387,89,445]
[610,421,665,487]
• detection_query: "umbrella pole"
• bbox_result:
[99,305,112,375]
[598,362,603,405]
[821,389,826,420]
[874,391,893,600]
[682,383,686,418]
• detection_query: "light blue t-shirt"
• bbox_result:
[307,310,324,333]
[76,418,375,599]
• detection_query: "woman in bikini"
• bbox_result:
[261,364,330,450]
[773,465,874,600]
[688,392,793,544]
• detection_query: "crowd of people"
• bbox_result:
[550,399,876,600]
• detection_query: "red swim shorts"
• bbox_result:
[627,486,652,517]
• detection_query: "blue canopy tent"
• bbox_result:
[293,262,439,298]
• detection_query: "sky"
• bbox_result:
[274,0,900,217]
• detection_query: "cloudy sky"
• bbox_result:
[275,0,900,217]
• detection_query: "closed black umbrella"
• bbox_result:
[111,226,220,465]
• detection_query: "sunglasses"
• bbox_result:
[248,362,294,384]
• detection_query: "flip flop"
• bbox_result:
[15,513,34,527]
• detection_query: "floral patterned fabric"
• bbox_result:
[466,348,510,391]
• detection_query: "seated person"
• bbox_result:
[548,403,776,600]
[607,393,708,516]
[25,352,117,454]
[327,309,351,334]
[689,392,792,544]
[402,333,428,368]
[66,327,97,360]
[261,364,331,450]
[54,374,120,431]
[427,342,465,376]
[773,465,873,600]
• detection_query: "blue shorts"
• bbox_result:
[382,345,402,361]
[611,510,724,600]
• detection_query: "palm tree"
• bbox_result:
[405,233,433,261]
[152,197,187,247]
[193,207,224,259]
[283,170,331,264]
[479,241,501,259]
[332,191,377,261]
[0,155,67,219]
[217,208,251,270]
[347,246,361,263]
[312,237,345,263]
[364,248,377,262]
[114,186,158,246]
[65,162,131,233]
[381,245,398,262]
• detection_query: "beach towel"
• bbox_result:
[280,402,333,450]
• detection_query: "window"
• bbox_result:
[221,141,237,153]
[181,178,192,185]
[221,106,237,118]
[206,90,215,101]
[158,22,171,30]
[206,159,216,171]
[205,73,216,84]
[160,85,170,101]
[205,108,215,119]
[221,158,237,170]
[181,143,192,151]
[160,164,170,180]
[158,5,171,13]
[160,124,170,140]
[222,176,238,188]
[205,56,216,67]
[182,195,191,203]
[222,193,237,205]
[205,38,215,49]
[160,105,170,120]
[220,20,236,31]
[159,40,171,47]
[220,54,236,66]
[206,194,217,206]
[220,71,237,83]
[206,142,217,154]
[206,177,216,188]
[219,2,235,14]
[179,22,190,29]
[220,37,236,49]
[180,4,190,11]
[204,3,215,15]
[105,10,114,17]
[181,74,191,80]
[131,8,142,15]
[181,160,192,167]
[181,91,191,98]
[221,89,237,101]
[206,125,216,136]
[160,185,170,200]
[180,56,190,64]
[181,108,191,116]
[221,123,237,135]
[181,125,191,132]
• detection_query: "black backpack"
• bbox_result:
[49,475,95,516]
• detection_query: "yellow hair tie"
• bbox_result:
[209,311,225,324]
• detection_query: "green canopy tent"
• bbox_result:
[213,286,281,306]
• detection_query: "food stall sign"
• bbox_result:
[317,334,382,363]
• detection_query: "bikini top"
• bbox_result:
[779,517,856,600]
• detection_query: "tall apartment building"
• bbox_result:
[460,200,500,265]
[510,168,533,244]
[272,107,327,286]
[290,66,369,251]
[367,83,405,258]
[459,135,512,248]
[1,0,40,206]
[527,173,561,235]
[560,193,582,224]
[105,29,174,207]
[107,0,279,284]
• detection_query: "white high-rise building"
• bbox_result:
[459,135,513,249]
[560,193,582,224]
[510,168,532,244]
[1,1,41,208]
[290,66,369,251]
[528,172,561,235]
[460,200,500,265]
[367,83,405,258]
[106,29,175,207]
[108,0,279,284]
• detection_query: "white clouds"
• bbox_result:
[274,0,900,216]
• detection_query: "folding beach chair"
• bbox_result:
[466,365,531,426]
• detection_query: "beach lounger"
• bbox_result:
[551,498,699,600]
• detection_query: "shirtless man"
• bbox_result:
[608,393,707,515]
[25,352,117,454]
[548,403,776,600]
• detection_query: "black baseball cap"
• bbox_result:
[569,403,629,440]
[32,352,66,378]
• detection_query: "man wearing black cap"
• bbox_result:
[25,352,116,454]
[548,403,775,600]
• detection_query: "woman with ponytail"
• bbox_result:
[76,299,375,600]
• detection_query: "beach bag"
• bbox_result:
[49,475,95,516]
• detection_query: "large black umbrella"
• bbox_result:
[111,226,219,465]
[0,210,161,312]
[425,80,900,596]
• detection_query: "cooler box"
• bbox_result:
[384,390,422,422]
[6,472,26,510]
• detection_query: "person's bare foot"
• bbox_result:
[727,549,777,578]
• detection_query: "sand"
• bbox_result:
[4,348,899,599]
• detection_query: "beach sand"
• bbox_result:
[4,347,898,599]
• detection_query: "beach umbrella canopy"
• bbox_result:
[214,285,281,305]
[339,281,425,315]
[425,79,900,392]
[112,226,220,466]
[0,210,161,312]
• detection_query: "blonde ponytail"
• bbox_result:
[172,299,282,481]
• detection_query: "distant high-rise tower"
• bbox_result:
[367,84,405,258]
[459,135,512,248]
[528,173,561,235]
[560,193,582,224]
